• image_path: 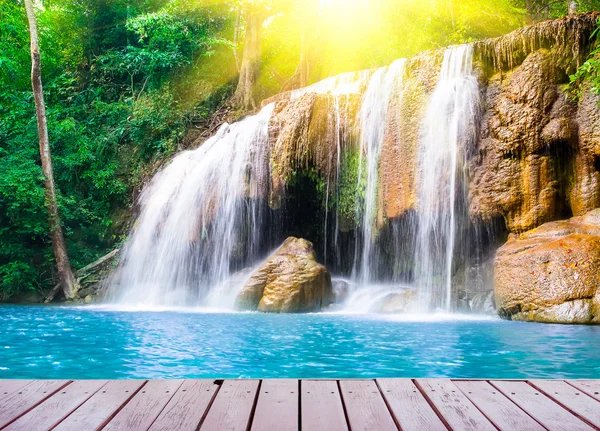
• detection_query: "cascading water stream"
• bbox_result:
[413,44,480,312]
[290,70,372,100]
[107,104,275,308]
[351,58,406,284]
[107,47,481,314]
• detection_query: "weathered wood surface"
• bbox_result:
[491,380,596,431]
[301,380,348,431]
[251,379,298,431]
[0,379,599,430]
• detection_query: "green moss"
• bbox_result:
[336,148,366,227]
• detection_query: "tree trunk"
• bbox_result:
[233,5,242,72]
[299,25,309,88]
[232,7,263,111]
[568,1,578,14]
[24,0,80,300]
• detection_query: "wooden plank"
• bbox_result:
[0,381,33,402]
[339,380,396,431]
[491,380,595,431]
[103,379,183,431]
[530,380,600,428]
[200,380,259,431]
[377,379,447,431]
[251,379,298,431]
[301,380,348,431]
[0,380,70,429]
[149,380,219,431]
[454,380,545,431]
[568,380,600,402]
[416,379,496,431]
[3,380,107,431]
[52,380,145,431]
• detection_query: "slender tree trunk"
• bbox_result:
[568,1,577,14]
[233,5,242,73]
[232,7,263,111]
[24,0,79,300]
[299,24,309,88]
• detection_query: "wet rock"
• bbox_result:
[268,93,361,210]
[453,289,472,314]
[469,49,572,233]
[469,291,496,315]
[331,279,353,304]
[494,209,600,323]
[78,287,96,298]
[375,289,418,313]
[380,51,442,221]
[234,237,333,312]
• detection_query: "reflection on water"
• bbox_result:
[0,305,599,379]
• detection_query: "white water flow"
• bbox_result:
[108,104,275,308]
[352,59,406,284]
[290,69,372,268]
[290,70,372,100]
[414,44,480,312]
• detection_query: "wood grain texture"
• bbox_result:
[53,380,145,431]
[416,379,496,431]
[200,380,259,431]
[301,380,348,431]
[251,379,298,431]
[149,380,219,431]
[0,381,32,402]
[3,380,106,431]
[150,380,219,431]
[339,380,396,431]
[568,380,600,402]
[530,379,600,428]
[103,379,183,431]
[454,380,545,431]
[0,380,70,429]
[377,379,447,431]
[491,380,595,431]
[2,378,600,431]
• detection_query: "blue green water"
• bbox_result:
[1,305,599,379]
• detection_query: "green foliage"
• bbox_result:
[0,0,233,297]
[567,19,600,99]
[336,149,366,226]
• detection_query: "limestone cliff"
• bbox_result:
[252,13,600,321]
[265,13,599,236]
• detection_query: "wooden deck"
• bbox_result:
[1,379,600,430]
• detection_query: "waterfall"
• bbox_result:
[290,69,372,270]
[413,44,480,311]
[106,47,483,313]
[352,59,406,284]
[107,104,275,308]
[290,70,371,100]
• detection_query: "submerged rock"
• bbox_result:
[495,209,600,323]
[234,237,333,312]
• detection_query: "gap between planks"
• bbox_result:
[1,379,600,431]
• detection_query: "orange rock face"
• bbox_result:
[494,210,600,323]
[234,237,333,313]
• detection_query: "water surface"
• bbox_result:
[1,305,598,379]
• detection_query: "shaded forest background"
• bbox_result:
[1,0,600,299]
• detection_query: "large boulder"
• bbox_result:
[234,237,333,312]
[494,209,600,323]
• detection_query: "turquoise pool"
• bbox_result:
[1,305,599,379]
